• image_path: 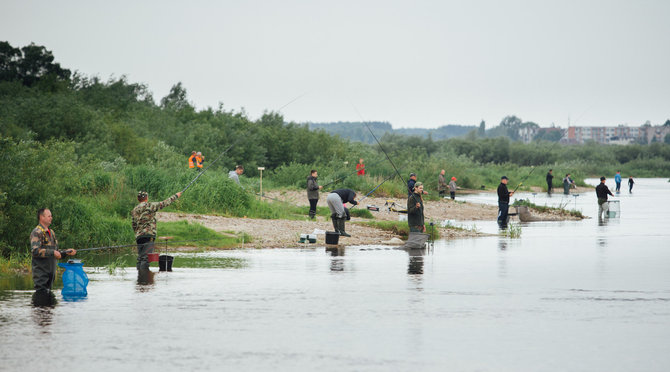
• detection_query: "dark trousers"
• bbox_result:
[308,199,318,218]
[450,191,455,200]
[547,182,552,193]
[498,202,509,227]
[439,190,445,197]
[409,225,424,233]
[32,258,56,292]
[615,181,621,192]
[136,237,154,270]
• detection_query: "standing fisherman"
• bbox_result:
[614,171,622,193]
[438,170,447,197]
[356,158,365,176]
[30,208,76,294]
[407,182,425,232]
[497,176,514,228]
[131,191,181,270]
[546,169,554,194]
[628,176,635,193]
[306,170,323,219]
[596,176,614,219]
[449,177,458,200]
[326,189,357,237]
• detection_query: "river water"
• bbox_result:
[1,178,669,371]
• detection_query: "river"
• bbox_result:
[1,178,668,371]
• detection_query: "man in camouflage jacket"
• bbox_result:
[131,191,181,270]
[30,208,76,293]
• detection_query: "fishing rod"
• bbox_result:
[350,104,422,206]
[71,237,247,253]
[352,174,397,207]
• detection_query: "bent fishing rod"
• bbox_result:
[351,104,423,207]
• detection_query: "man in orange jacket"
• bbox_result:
[188,151,197,169]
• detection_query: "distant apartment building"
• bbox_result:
[564,125,670,144]
[518,126,539,143]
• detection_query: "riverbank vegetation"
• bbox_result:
[1,41,669,257]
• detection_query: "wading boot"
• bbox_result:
[331,214,340,234]
[337,217,351,237]
[309,210,316,219]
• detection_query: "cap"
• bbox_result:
[414,181,423,188]
[451,177,457,181]
[501,176,508,180]
[409,173,416,177]
[600,176,606,181]
[138,191,148,199]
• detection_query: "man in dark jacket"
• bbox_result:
[306,170,322,219]
[326,189,357,237]
[407,182,425,232]
[596,176,614,219]
[497,176,514,228]
[546,169,553,194]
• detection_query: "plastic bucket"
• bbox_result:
[147,253,159,262]
[325,231,340,245]
[159,255,173,271]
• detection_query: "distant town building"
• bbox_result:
[563,125,670,144]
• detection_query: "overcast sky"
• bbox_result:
[2,0,669,128]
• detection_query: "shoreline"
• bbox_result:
[158,189,585,249]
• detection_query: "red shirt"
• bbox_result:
[356,163,365,175]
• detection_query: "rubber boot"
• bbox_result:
[331,214,340,234]
[309,210,316,219]
[337,217,351,237]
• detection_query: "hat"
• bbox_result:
[197,152,202,155]
[451,177,457,181]
[600,176,606,181]
[409,173,416,177]
[414,182,423,189]
[501,176,508,180]
[138,191,148,199]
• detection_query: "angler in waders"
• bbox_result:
[407,182,425,232]
[30,208,77,295]
[596,176,614,219]
[497,176,514,228]
[131,191,181,270]
[326,189,357,237]
[306,170,322,219]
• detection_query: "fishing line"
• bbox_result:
[276,91,309,112]
[319,159,386,189]
[180,139,239,193]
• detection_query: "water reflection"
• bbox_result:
[136,269,155,291]
[31,290,57,307]
[31,290,56,331]
[404,248,425,275]
[326,247,345,272]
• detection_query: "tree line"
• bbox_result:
[1,41,669,256]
